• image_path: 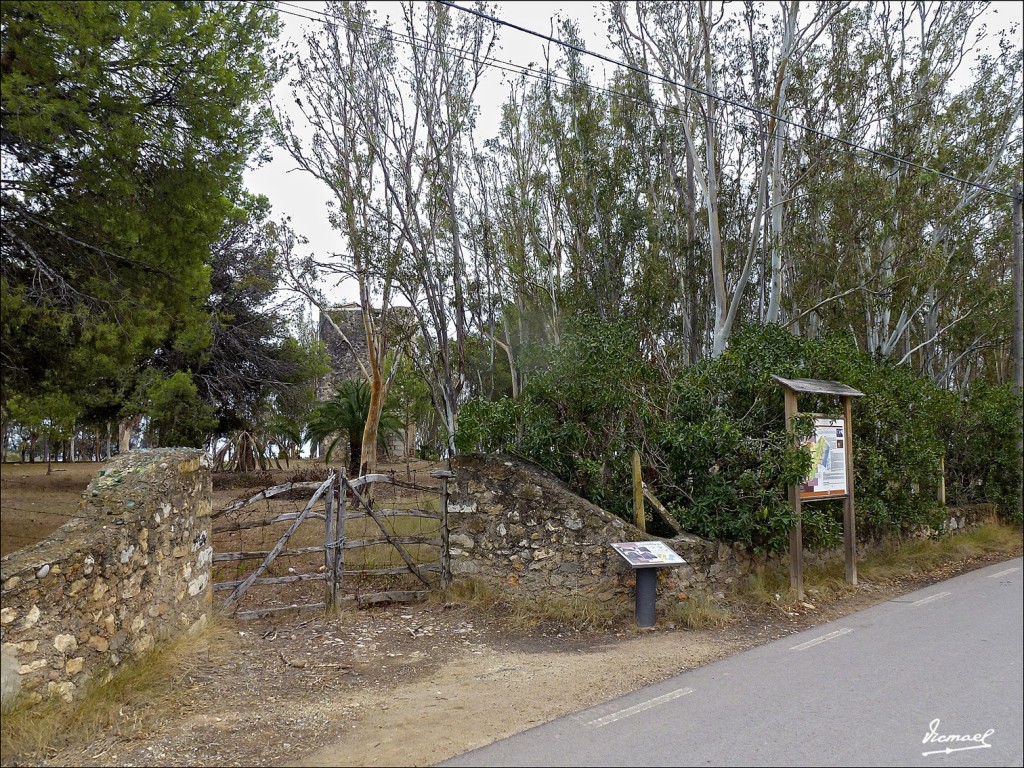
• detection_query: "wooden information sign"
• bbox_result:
[772,376,864,599]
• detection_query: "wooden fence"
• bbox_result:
[210,469,453,620]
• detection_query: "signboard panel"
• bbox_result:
[800,417,848,500]
[611,541,686,568]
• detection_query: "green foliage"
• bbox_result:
[460,323,1018,552]
[804,335,950,538]
[306,380,403,477]
[389,354,433,450]
[1,0,280,429]
[939,383,1023,523]
[659,326,812,551]
[458,317,665,517]
[6,391,80,458]
[145,372,217,448]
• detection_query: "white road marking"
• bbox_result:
[910,591,951,606]
[988,567,1020,578]
[789,628,852,651]
[585,687,694,728]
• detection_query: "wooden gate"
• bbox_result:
[210,469,452,619]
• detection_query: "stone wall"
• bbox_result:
[0,449,212,709]
[447,454,756,610]
[318,304,368,399]
[940,503,994,533]
[447,455,995,614]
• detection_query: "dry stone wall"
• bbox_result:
[0,449,212,709]
[447,455,993,614]
[447,454,756,609]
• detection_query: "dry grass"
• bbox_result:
[736,522,1022,609]
[858,523,1022,583]
[0,617,237,762]
[663,593,734,629]
[438,577,629,631]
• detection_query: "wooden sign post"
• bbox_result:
[772,376,864,599]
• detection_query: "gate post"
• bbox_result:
[430,468,455,590]
[324,470,336,608]
[335,468,347,605]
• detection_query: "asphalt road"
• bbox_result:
[441,557,1024,767]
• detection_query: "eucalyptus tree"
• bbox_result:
[278,1,497,460]
[390,1,498,456]
[783,1,1021,387]
[465,81,561,399]
[607,0,848,357]
[276,0,409,476]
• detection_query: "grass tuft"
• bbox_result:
[437,577,628,631]
[858,523,1022,584]
[663,593,734,629]
[1,616,236,762]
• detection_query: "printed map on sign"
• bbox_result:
[611,541,686,568]
[800,417,848,499]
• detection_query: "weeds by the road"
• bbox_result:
[858,523,1021,582]
[440,577,628,631]
[663,593,733,629]
[736,522,1022,611]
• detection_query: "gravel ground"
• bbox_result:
[8,551,1014,768]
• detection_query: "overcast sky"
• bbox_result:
[244,1,1024,308]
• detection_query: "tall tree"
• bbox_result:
[1,0,280,438]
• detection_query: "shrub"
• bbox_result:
[940,382,1023,524]
[456,321,1021,550]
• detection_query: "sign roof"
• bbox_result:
[771,375,865,398]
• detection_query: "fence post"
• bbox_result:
[430,468,454,591]
[324,470,336,608]
[632,449,645,532]
[335,468,347,605]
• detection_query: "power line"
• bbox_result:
[263,0,824,165]
[438,0,1019,201]
[268,0,715,126]
[260,0,1018,202]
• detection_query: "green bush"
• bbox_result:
[145,371,217,448]
[658,325,812,552]
[805,336,948,538]
[457,317,664,518]
[940,382,1023,523]
[456,321,1022,550]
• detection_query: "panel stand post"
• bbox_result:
[784,387,804,600]
[635,568,657,628]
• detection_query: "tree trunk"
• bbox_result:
[118,417,134,454]
[348,431,362,481]
[1013,184,1023,393]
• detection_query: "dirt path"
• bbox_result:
[3,462,1020,767]
[294,583,901,768]
[297,630,734,768]
[16,552,1013,768]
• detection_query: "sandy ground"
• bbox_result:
[10,560,1005,768]
[2,461,1020,767]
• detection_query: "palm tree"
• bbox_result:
[306,380,403,478]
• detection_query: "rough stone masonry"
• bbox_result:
[447,454,757,608]
[1,449,212,710]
